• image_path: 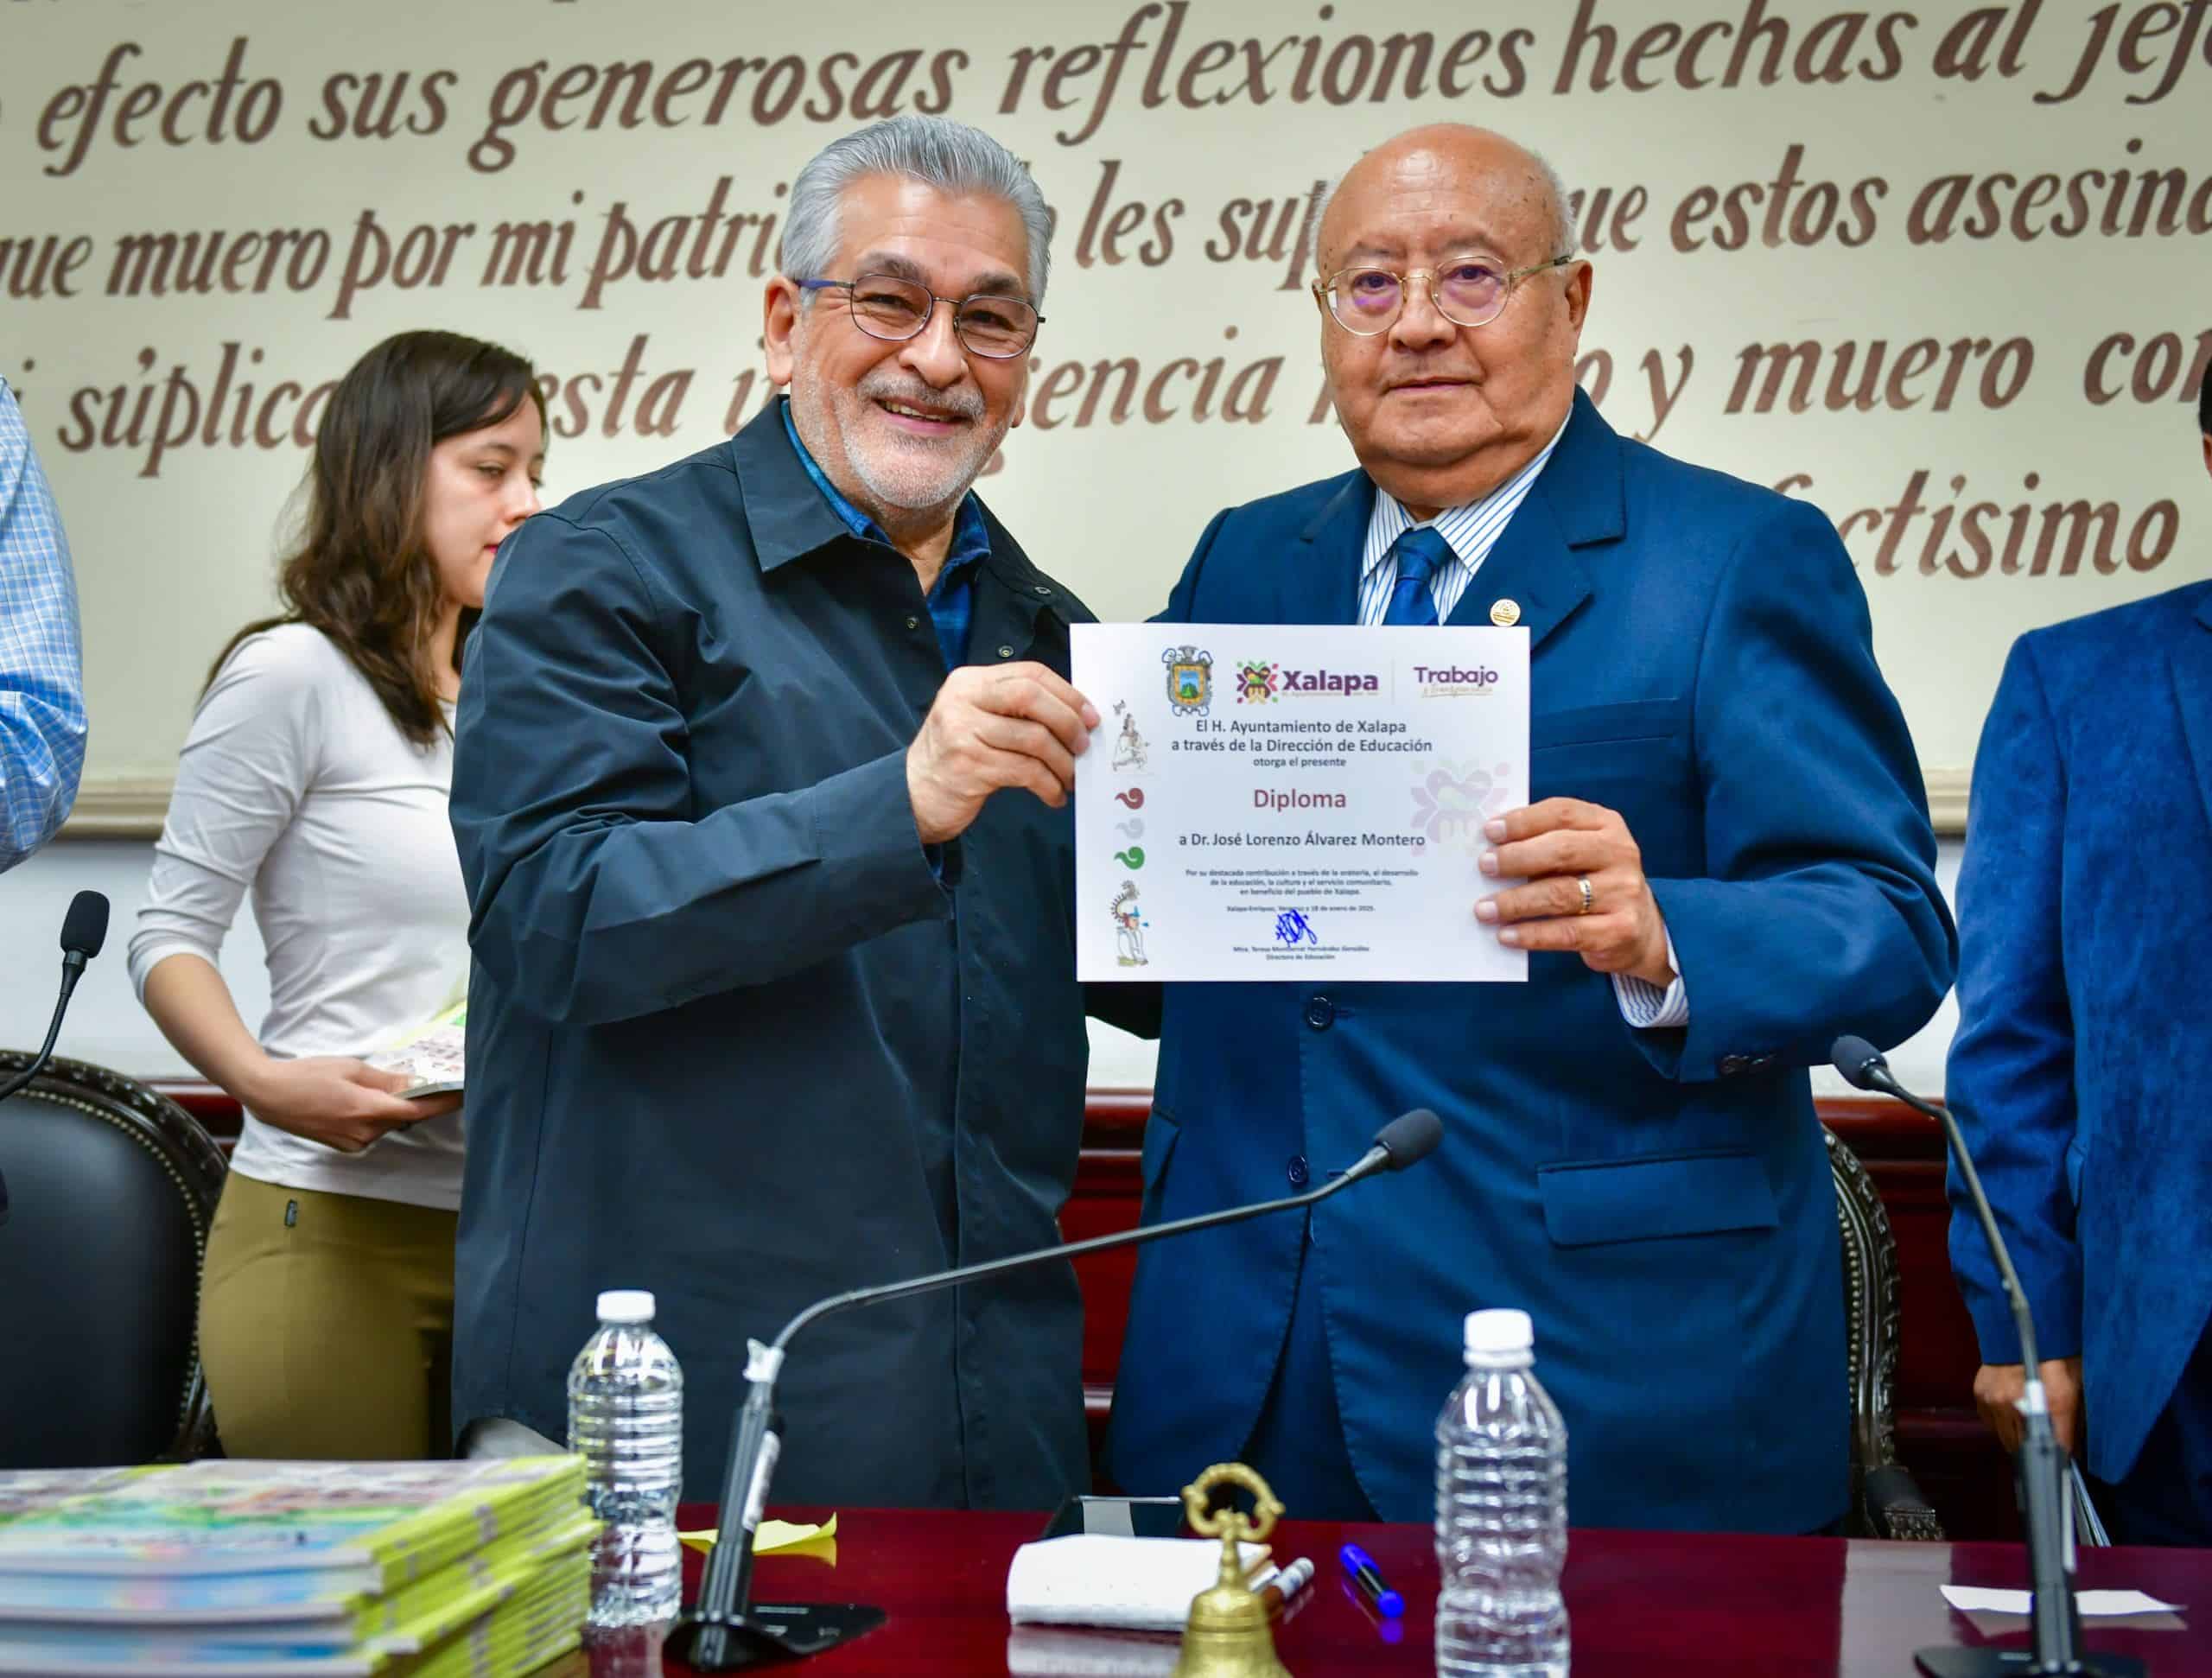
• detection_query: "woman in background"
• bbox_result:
[130,331,543,1458]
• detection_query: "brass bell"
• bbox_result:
[1170,1463,1292,1678]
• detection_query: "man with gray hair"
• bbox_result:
[450,115,1105,1508]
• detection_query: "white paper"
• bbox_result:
[1006,1624,1181,1678]
[1073,623,1530,982]
[1007,1535,1270,1630]
[1940,1585,2183,1617]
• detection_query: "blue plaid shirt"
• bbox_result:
[0,379,86,868]
[779,398,989,670]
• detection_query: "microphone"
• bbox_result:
[0,891,110,1228]
[59,889,111,973]
[1831,1037,2143,1678]
[668,1107,1445,1671]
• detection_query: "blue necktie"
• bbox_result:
[1380,524,1452,626]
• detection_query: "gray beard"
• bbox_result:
[788,354,1001,519]
[844,422,995,512]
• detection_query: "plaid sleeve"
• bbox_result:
[0,379,87,868]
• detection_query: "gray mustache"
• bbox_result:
[861,378,985,421]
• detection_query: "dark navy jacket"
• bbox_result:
[1948,580,2212,1483]
[1106,391,1955,1532]
[449,404,1093,1508]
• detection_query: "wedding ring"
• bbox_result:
[1575,876,1595,916]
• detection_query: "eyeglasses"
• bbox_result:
[1311,254,1577,335]
[797,275,1044,359]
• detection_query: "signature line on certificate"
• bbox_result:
[1274,910,1319,947]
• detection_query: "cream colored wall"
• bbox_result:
[7,0,2209,836]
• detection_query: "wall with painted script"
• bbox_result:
[5,0,2207,844]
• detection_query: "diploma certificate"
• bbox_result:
[1073,623,1529,982]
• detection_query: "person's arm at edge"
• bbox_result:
[0,379,86,868]
[1944,635,2084,1448]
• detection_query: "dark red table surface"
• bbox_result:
[550,1503,2212,1676]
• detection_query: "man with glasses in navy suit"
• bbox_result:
[1107,124,1956,1533]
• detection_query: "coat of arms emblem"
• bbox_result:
[1162,645,1213,716]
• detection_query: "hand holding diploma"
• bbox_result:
[1474,798,1676,988]
[908,662,1101,845]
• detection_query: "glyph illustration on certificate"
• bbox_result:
[1073,623,1530,983]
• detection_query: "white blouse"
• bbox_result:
[129,624,468,1210]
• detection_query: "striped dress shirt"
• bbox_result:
[1355,416,1688,1029]
[0,378,86,869]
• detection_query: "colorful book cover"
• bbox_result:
[0,1505,596,1642]
[0,1548,588,1677]
[362,998,467,1100]
[0,1469,150,1525]
[0,1459,582,1598]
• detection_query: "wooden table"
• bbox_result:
[538,1504,2212,1676]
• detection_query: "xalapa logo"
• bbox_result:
[1236,660,1281,703]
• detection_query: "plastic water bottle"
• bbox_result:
[568,1289,684,1628]
[1435,1307,1569,1678]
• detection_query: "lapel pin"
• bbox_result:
[1489,598,1522,627]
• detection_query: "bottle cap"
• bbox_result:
[1464,1306,1534,1364]
[596,1289,655,1324]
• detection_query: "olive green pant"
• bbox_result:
[197,1173,456,1459]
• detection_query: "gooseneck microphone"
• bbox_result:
[670,1107,1445,1672]
[1834,1036,2044,1376]
[0,891,110,1228]
[1832,1036,2143,1678]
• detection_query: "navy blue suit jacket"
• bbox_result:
[1947,579,2212,1484]
[1105,391,1955,1532]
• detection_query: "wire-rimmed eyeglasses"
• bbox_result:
[797,275,1044,359]
[1311,254,1577,335]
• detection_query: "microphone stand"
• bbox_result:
[1832,1039,2143,1678]
[668,1111,1440,1671]
[0,891,106,1228]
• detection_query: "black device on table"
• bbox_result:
[1039,1495,1187,1542]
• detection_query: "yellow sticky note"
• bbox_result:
[678,1512,839,1557]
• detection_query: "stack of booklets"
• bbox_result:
[0,1457,594,1676]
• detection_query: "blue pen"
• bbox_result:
[1338,1541,1404,1618]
